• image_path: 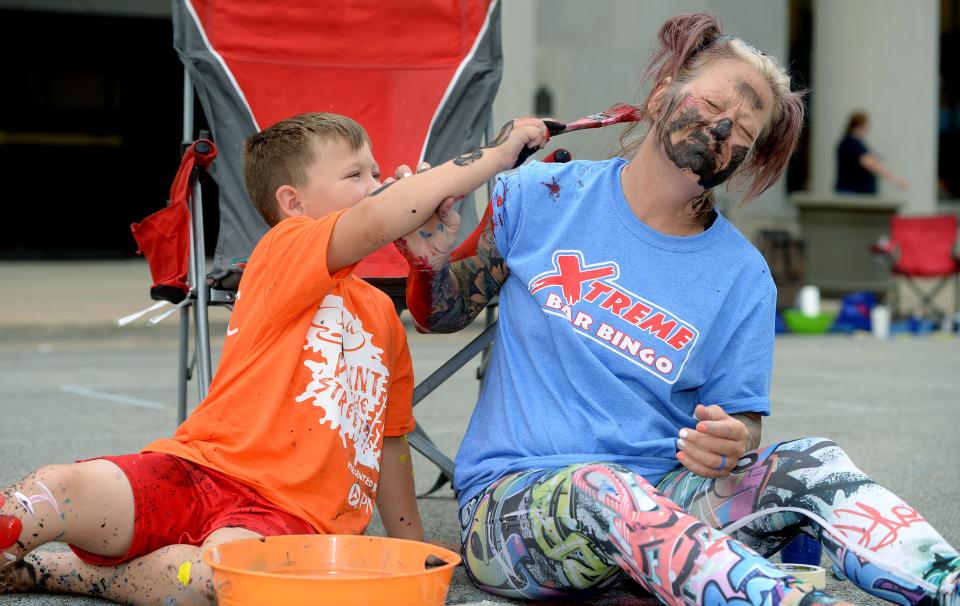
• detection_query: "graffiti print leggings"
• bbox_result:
[459,438,960,605]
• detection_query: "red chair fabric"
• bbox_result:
[131,140,218,303]
[890,215,959,277]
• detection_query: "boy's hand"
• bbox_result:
[475,118,550,171]
[393,162,461,271]
[675,404,749,479]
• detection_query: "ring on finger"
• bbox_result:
[714,454,727,471]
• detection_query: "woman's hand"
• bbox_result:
[392,162,461,271]
[675,404,749,479]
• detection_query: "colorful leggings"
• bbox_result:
[459,437,960,605]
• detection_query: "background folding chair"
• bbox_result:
[142,0,505,488]
[874,214,960,322]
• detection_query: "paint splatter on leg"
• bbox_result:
[1,546,215,605]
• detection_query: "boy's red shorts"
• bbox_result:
[69,452,316,566]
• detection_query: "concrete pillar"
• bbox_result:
[810,0,939,214]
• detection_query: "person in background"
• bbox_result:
[836,110,908,194]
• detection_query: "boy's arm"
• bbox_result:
[376,435,423,541]
[326,118,547,273]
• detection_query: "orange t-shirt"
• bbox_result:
[145,212,415,535]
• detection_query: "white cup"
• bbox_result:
[798,285,820,317]
[871,305,890,339]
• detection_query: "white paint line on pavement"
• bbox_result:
[59,384,166,410]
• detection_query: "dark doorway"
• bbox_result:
[0,9,216,259]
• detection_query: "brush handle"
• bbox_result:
[512,120,566,168]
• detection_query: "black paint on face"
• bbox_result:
[659,101,749,190]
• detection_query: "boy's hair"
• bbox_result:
[243,112,371,226]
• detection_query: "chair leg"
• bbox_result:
[954,274,960,331]
[177,305,191,425]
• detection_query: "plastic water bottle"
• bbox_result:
[781,533,822,565]
[870,305,890,339]
[798,285,821,317]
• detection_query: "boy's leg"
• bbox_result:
[657,437,960,605]
[1,459,135,568]
[3,526,260,605]
[461,463,853,605]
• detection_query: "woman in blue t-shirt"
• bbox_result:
[398,13,958,606]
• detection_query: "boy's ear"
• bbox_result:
[275,185,303,219]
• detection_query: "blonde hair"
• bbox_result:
[243,112,370,226]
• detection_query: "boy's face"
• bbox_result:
[286,137,381,220]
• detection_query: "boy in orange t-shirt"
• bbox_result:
[0,112,548,604]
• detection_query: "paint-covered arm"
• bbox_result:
[328,119,547,273]
[397,201,508,333]
[376,436,424,541]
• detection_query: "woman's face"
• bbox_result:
[657,59,774,189]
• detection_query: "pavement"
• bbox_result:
[1,259,959,605]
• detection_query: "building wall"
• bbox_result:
[810,0,940,214]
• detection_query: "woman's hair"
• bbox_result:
[243,112,370,226]
[845,111,869,135]
[620,14,806,218]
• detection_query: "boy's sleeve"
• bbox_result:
[383,313,415,437]
[258,211,355,325]
[490,169,525,259]
[698,290,776,416]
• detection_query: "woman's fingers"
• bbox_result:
[676,434,732,472]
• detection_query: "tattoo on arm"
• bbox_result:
[451,120,515,167]
[453,149,484,166]
[423,219,507,332]
[369,180,397,196]
[732,413,763,451]
[487,121,513,148]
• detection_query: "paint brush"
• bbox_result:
[513,103,642,168]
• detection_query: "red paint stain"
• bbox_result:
[394,238,435,328]
[542,177,561,200]
[0,494,23,550]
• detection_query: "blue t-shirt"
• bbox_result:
[454,158,776,507]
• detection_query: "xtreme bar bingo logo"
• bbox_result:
[529,251,698,384]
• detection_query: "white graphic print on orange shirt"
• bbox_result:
[295,295,390,481]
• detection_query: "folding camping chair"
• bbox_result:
[873,214,960,322]
[130,0,507,493]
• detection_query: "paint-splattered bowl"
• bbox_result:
[202,534,460,606]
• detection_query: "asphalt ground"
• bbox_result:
[1,260,959,605]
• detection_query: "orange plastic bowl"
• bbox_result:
[202,534,461,606]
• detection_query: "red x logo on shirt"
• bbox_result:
[530,253,617,305]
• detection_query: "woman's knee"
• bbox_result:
[775,436,854,463]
